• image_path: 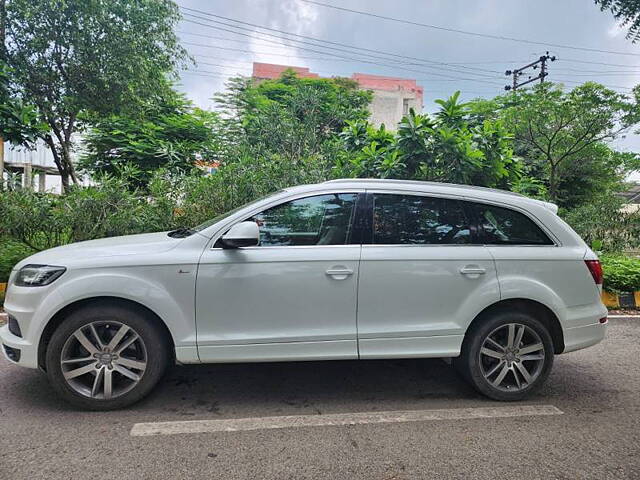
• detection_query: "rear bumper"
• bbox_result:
[562,322,607,353]
[559,299,608,354]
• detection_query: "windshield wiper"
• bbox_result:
[167,227,196,238]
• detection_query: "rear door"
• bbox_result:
[356,191,500,359]
[469,201,598,315]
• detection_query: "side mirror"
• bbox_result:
[220,221,260,249]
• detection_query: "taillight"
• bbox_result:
[584,260,603,285]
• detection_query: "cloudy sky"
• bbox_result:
[174,0,640,178]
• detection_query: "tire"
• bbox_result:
[454,310,554,401]
[45,303,170,410]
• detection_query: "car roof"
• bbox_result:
[283,178,558,213]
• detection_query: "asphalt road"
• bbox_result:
[1,318,639,480]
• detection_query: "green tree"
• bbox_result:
[340,92,520,188]
[79,92,222,186]
[0,62,45,148]
[503,82,639,204]
[594,0,640,42]
[216,71,372,162]
[4,0,188,191]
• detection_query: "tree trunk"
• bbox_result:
[548,163,558,203]
[45,127,78,193]
[44,134,72,192]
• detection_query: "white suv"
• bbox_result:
[1,179,608,409]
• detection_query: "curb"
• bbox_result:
[602,291,640,308]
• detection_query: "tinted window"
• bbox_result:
[373,194,472,245]
[471,203,553,245]
[250,193,357,246]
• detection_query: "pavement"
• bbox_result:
[1,318,639,480]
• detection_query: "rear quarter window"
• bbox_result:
[468,202,554,245]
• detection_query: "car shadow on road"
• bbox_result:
[2,355,601,417]
[138,358,489,418]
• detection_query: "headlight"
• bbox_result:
[14,264,66,287]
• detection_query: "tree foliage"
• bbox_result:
[79,92,222,186]
[339,92,520,188]
[215,71,372,162]
[4,0,188,190]
[0,62,45,149]
[595,0,640,42]
[501,82,639,204]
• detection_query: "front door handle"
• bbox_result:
[326,267,354,280]
[460,266,486,276]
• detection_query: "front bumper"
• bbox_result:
[0,324,38,368]
[1,276,59,369]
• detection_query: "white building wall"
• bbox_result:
[368,89,423,129]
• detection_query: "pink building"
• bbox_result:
[252,62,424,128]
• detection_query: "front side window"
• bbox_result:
[250,193,358,247]
[373,194,472,245]
[470,203,553,245]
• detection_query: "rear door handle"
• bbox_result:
[460,266,486,275]
[326,268,354,279]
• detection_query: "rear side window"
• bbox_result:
[372,194,472,245]
[470,203,553,245]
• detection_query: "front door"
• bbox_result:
[196,192,362,362]
[357,192,500,359]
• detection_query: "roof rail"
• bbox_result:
[323,178,525,197]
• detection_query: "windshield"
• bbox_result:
[191,191,284,233]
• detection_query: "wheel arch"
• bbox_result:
[38,296,175,370]
[463,298,564,354]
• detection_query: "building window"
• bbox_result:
[403,98,411,116]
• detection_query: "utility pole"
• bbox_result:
[505,52,556,91]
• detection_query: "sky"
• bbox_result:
[174,0,640,180]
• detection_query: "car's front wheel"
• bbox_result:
[45,303,169,410]
[455,311,555,401]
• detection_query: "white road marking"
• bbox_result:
[608,315,640,318]
[130,404,563,437]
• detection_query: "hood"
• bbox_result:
[14,232,183,270]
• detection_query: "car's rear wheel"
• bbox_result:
[455,311,554,401]
[45,303,169,410]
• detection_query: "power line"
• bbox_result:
[299,0,640,57]
[554,71,640,76]
[560,58,640,68]
[179,8,637,92]
[553,78,632,90]
[189,57,504,83]
[179,6,504,75]
[181,67,633,94]
[179,15,506,86]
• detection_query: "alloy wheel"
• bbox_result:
[60,321,147,400]
[479,323,545,392]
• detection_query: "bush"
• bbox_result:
[0,155,336,253]
[0,237,34,283]
[601,255,640,294]
[561,195,640,252]
[0,176,165,251]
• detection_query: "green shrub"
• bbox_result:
[0,237,34,283]
[0,154,336,253]
[561,195,640,252]
[601,255,640,294]
[0,175,181,251]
